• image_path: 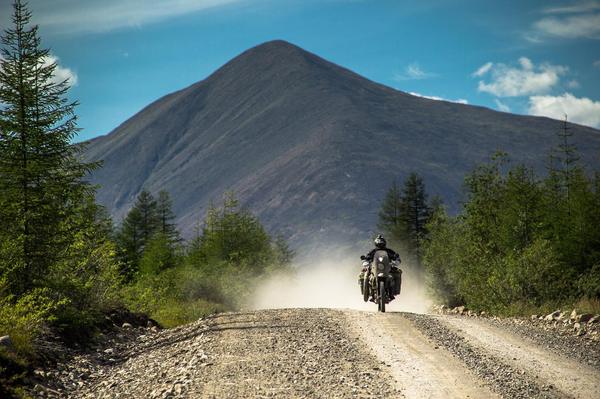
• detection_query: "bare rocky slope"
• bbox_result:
[83,40,600,250]
[30,308,600,399]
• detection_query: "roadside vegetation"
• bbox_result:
[0,2,292,397]
[380,123,600,316]
[377,172,441,270]
[117,191,293,328]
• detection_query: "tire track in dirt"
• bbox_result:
[440,316,600,399]
[344,310,499,399]
[405,313,570,399]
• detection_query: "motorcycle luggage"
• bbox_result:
[391,268,402,295]
[358,271,365,294]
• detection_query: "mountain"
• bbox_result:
[84,40,600,252]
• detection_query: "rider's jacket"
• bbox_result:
[365,248,401,263]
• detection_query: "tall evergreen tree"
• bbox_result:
[377,180,406,242]
[400,173,432,265]
[136,190,159,243]
[117,207,143,279]
[378,174,434,266]
[0,0,96,296]
[116,190,159,279]
[156,190,180,244]
[198,192,271,267]
[556,115,579,211]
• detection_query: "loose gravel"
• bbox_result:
[404,313,562,399]
[488,317,600,370]
[28,309,599,399]
[31,308,398,398]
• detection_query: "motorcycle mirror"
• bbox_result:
[360,255,366,260]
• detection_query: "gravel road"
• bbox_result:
[31,309,600,398]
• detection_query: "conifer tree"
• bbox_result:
[198,192,271,267]
[556,115,579,210]
[378,174,434,266]
[0,0,96,296]
[116,190,159,279]
[136,190,159,243]
[377,181,406,242]
[156,190,180,244]
[400,173,432,265]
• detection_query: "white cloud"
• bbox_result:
[528,92,600,128]
[494,99,511,112]
[394,63,438,81]
[534,14,600,39]
[476,57,567,97]
[409,92,468,104]
[566,79,580,89]
[43,55,78,86]
[472,62,493,77]
[0,0,244,35]
[0,53,77,87]
[531,2,600,40]
[543,1,600,14]
[594,60,600,68]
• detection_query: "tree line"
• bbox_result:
[0,3,292,393]
[377,173,441,269]
[118,190,293,327]
[379,121,600,315]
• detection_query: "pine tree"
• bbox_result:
[499,165,542,252]
[136,190,159,243]
[378,175,434,266]
[400,173,432,265]
[198,192,271,267]
[556,115,579,212]
[377,180,406,242]
[156,190,180,244]
[116,190,159,279]
[117,207,144,279]
[0,0,97,296]
[273,234,294,268]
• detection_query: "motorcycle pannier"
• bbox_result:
[391,268,402,295]
[358,270,365,295]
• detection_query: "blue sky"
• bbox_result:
[1,0,599,141]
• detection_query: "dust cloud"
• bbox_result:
[250,251,432,313]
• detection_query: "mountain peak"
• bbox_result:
[232,39,316,67]
[84,41,600,251]
[252,39,300,51]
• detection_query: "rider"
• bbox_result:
[364,234,401,263]
[363,234,401,300]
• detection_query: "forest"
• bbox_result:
[0,3,291,395]
[378,128,600,315]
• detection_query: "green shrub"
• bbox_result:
[578,264,600,298]
[0,287,66,356]
[424,149,599,315]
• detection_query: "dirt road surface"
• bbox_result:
[34,309,600,398]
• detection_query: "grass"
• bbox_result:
[151,298,228,328]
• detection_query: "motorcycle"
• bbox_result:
[358,251,401,312]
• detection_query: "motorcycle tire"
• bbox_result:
[363,275,370,302]
[378,280,386,313]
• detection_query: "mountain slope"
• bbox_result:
[84,40,600,250]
